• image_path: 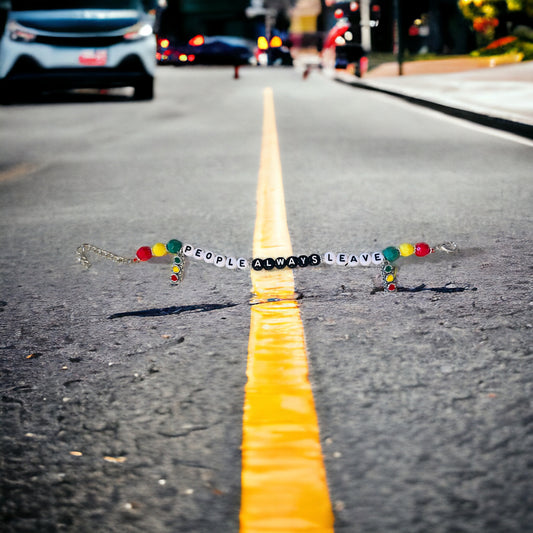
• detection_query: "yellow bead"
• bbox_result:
[386,274,395,283]
[172,266,181,273]
[399,243,415,256]
[152,242,168,256]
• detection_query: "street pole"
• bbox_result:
[393,0,403,75]
[360,0,371,52]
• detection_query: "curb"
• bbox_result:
[336,76,533,141]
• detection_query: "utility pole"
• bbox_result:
[360,0,371,52]
[393,0,404,75]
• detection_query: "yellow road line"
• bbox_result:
[240,88,334,532]
[252,86,294,300]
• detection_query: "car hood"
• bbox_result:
[11,9,142,33]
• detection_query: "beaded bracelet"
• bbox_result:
[77,239,457,293]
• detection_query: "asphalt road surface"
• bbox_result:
[1,66,532,533]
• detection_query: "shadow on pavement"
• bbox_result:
[108,302,239,319]
[1,88,135,106]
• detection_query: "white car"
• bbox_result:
[0,0,157,101]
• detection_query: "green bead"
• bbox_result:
[173,256,182,265]
[166,239,182,254]
[384,264,393,273]
[382,246,400,262]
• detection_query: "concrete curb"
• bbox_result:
[336,76,533,140]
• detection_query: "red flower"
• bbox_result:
[473,17,499,33]
[485,35,517,49]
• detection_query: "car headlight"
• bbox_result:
[123,22,153,40]
[8,21,37,42]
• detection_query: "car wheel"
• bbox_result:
[0,81,15,104]
[133,77,154,100]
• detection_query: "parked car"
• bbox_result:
[0,0,158,101]
[254,35,293,66]
[157,35,255,66]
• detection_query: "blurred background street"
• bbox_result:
[1,1,533,533]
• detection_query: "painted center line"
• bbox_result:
[240,88,334,532]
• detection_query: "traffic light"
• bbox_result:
[370,1,381,27]
[381,262,397,292]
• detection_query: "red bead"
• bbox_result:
[387,283,397,291]
[170,274,178,282]
[136,246,152,261]
[415,242,431,257]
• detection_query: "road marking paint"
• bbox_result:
[0,163,41,183]
[240,88,334,532]
[251,87,294,300]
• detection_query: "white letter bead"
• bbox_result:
[225,257,237,269]
[359,253,372,266]
[324,252,336,265]
[237,258,249,269]
[372,251,383,265]
[347,254,359,266]
[182,244,194,257]
[193,248,204,260]
[336,253,348,266]
[214,254,226,267]
[203,251,214,263]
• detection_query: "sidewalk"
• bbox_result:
[335,58,533,139]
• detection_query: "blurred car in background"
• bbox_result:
[157,34,255,66]
[321,18,367,76]
[254,35,293,66]
[0,0,158,101]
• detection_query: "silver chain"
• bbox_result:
[434,241,458,253]
[76,244,137,269]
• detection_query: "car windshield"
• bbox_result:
[12,1,155,11]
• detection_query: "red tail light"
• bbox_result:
[189,34,204,46]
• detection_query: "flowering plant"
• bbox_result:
[458,0,525,44]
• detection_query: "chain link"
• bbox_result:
[434,242,458,253]
[76,244,137,269]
